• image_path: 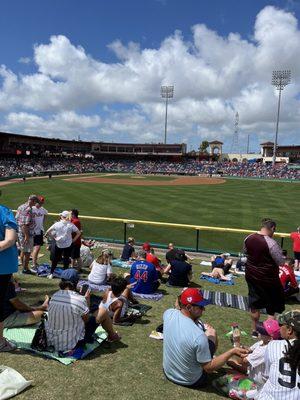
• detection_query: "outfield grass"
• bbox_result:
[1,174,298,254]
[1,175,299,399]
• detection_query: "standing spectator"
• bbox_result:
[130,250,160,294]
[16,194,39,274]
[163,288,248,388]
[121,237,136,261]
[290,227,300,271]
[0,203,18,352]
[244,219,285,338]
[70,209,82,270]
[31,195,48,270]
[45,211,81,279]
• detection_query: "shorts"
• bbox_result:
[71,244,81,259]
[246,278,285,315]
[33,231,44,246]
[4,311,32,328]
[294,252,300,261]
[18,233,34,253]
[0,274,12,322]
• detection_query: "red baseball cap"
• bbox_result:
[142,242,151,252]
[180,288,210,307]
[38,195,45,203]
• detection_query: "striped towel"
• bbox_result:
[132,292,164,301]
[77,279,110,292]
[202,289,267,314]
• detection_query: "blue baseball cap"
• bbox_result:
[61,269,79,285]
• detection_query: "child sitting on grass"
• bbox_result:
[225,319,281,399]
[100,277,139,325]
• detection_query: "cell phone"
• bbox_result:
[81,284,89,296]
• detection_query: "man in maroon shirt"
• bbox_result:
[70,209,82,271]
[244,218,285,338]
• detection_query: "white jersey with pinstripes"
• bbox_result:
[257,339,299,400]
[45,289,89,352]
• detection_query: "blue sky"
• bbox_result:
[0,0,300,151]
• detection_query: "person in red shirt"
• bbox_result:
[142,242,164,277]
[279,257,299,298]
[70,209,82,270]
[290,227,300,270]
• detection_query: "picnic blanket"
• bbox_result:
[111,259,132,269]
[201,289,267,314]
[4,326,107,365]
[77,279,110,292]
[200,261,212,267]
[200,274,235,285]
[37,264,64,278]
[132,292,164,301]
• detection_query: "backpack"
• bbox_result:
[31,313,48,352]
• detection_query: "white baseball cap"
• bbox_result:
[60,211,69,218]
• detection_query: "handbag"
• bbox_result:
[31,313,48,351]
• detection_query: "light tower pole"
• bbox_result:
[271,70,291,165]
[161,85,174,144]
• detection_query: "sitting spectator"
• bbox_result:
[227,319,281,398]
[235,255,247,272]
[121,237,136,261]
[100,277,137,324]
[164,250,193,287]
[143,242,164,272]
[211,253,233,273]
[163,288,248,388]
[130,250,160,294]
[88,250,113,285]
[166,243,181,264]
[257,310,300,399]
[3,278,49,328]
[279,257,299,299]
[45,269,120,353]
[80,242,94,267]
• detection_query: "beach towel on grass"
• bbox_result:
[4,326,107,365]
[200,261,212,267]
[37,264,64,278]
[111,259,132,269]
[200,274,235,285]
[77,280,110,293]
[201,289,267,314]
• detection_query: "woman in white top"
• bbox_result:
[88,250,113,285]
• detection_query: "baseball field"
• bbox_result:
[1,173,299,400]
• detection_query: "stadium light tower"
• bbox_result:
[161,85,174,144]
[271,70,291,165]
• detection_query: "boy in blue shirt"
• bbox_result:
[130,250,160,294]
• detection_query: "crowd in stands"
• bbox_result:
[0,156,299,180]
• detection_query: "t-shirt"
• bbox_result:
[168,260,192,287]
[247,340,267,386]
[279,265,298,289]
[2,281,17,320]
[130,260,158,294]
[290,232,300,252]
[212,256,225,268]
[71,217,82,247]
[45,289,89,352]
[32,206,48,235]
[121,243,135,261]
[163,309,211,386]
[88,261,112,284]
[146,253,161,270]
[244,233,284,285]
[257,339,299,400]
[0,205,18,275]
[48,220,79,249]
[166,248,179,264]
[16,202,35,235]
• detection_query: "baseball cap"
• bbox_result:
[28,194,39,202]
[60,210,69,218]
[142,242,151,252]
[38,195,45,203]
[180,288,210,307]
[278,310,300,333]
[61,269,79,285]
[256,319,281,339]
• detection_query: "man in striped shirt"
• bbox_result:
[46,269,120,353]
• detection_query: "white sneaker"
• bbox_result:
[47,274,53,279]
